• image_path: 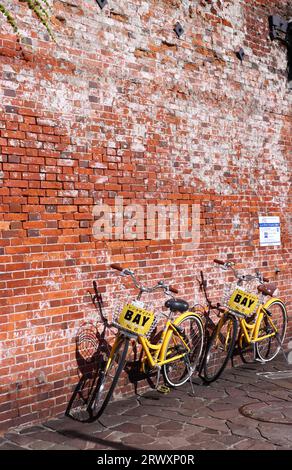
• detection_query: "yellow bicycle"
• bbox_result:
[203,259,288,383]
[88,264,204,419]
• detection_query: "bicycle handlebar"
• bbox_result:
[110,264,178,295]
[169,285,179,294]
[213,259,269,284]
[214,259,226,266]
[110,263,123,272]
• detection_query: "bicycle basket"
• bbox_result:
[222,280,260,317]
[112,299,159,338]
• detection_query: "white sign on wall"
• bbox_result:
[259,216,281,247]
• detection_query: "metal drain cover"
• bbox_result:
[239,401,292,425]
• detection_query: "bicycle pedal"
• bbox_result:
[156,385,171,394]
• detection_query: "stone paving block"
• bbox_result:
[211,378,240,389]
[232,438,278,450]
[207,401,243,412]
[190,386,227,400]
[208,409,240,420]
[214,434,245,448]
[122,433,156,446]
[139,395,181,408]
[49,443,80,450]
[0,442,24,450]
[137,406,187,423]
[103,399,137,416]
[189,417,229,432]
[182,423,210,437]
[111,423,142,434]
[139,415,169,426]
[4,432,36,447]
[257,423,292,446]
[268,389,292,400]
[269,379,292,390]
[283,408,292,419]
[146,439,174,450]
[98,413,137,428]
[228,373,259,384]
[226,386,249,398]
[142,425,158,437]
[232,439,255,450]
[226,421,262,440]
[122,406,148,417]
[176,396,205,410]
[70,429,132,450]
[186,432,228,450]
[247,441,278,450]
[246,390,282,402]
[200,441,228,450]
[227,414,260,429]
[43,417,84,433]
[28,440,55,450]
[156,420,184,432]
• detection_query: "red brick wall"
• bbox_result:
[0,0,291,431]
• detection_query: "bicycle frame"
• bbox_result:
[239,296,281,344]
[138,311,198,369]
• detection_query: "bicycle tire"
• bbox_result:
[256,300,287,362]
[162,314,204,387]
[88,335,129,419]
[203,314,238,383]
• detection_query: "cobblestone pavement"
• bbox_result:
[1,360,292,450]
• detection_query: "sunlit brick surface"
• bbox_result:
[0,0,291,430]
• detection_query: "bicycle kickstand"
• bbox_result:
[275,333,289,364]
[155,366,170,394]
[155,366,161,390]
[185,356,195,396]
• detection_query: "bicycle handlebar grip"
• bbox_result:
[214,259,226,266]
[169,286,179,294]
[110,263,123,272]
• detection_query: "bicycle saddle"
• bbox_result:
[165,298,189,313]
[257,283,277,296]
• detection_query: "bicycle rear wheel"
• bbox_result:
[203,314,238,383]
[163,314,204,387]
[87,335,129,419]
[256,300,287,362]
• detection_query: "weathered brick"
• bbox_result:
[0,0,291,433]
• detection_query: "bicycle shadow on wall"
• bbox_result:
[65,282,112,422]
[65,281,155,422]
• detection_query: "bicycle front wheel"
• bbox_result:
[256,300,287,362]
[238,331,256,364]
[203,314,238,383]
[163,314,204,387]
[88,335,129,419]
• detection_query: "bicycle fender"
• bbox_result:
[160,312,202,360]
[262,297,283,310]
[173,311,203,326]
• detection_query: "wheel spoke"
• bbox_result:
[256,301,287,362]
[163,315,204,387]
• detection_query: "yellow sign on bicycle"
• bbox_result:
[228,288,259,316]
[117,304,155,336]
